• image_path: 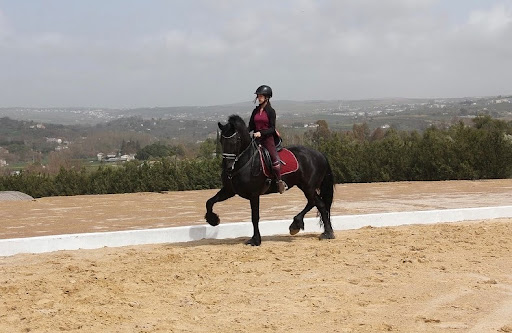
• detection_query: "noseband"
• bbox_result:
[221,131,241,162]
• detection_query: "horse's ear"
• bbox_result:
[218,122,229,132]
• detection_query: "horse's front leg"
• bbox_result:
[205,186,235,226]
[245,195,261,246]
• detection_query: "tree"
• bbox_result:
[198,138,218,159]
[47,151,81,175]
[135,142,183,160]
[370,127,386,141]
[304,120,331,147]
[352,122,370,142]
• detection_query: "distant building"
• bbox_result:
[97,152,135,162]
[120,154,136,162]
[495,99,511,104]
[0,159,7,167]
[46,138,62,144]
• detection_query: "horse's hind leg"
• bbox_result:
[315,193,335,240]
[289,202,314,235]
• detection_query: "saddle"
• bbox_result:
[257,141,299,178]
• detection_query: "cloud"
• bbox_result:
[448,3,512,59]
[468,3,512,33]
[0,9,10,43]
[0,1,511,107]
[0,9,69,53]
[163,30,228,59]
[33,32,67,48]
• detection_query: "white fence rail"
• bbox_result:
[1,206,512,257]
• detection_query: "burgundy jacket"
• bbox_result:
[248,104,278,141]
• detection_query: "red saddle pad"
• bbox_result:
[260,148,299,178]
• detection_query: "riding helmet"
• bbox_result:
[255,85,272,98]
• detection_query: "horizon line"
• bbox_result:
[1,93,511,110]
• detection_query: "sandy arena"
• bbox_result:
[1,180,512,332]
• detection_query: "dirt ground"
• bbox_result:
[2,179,512,239]
[1,219,512,332]
[2,180,512,332]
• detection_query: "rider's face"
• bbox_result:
[257,94,266,104]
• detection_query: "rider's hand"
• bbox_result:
[254,132,261,138]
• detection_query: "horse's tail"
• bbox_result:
[319,156,335,219]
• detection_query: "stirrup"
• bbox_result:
[278,180,288,194]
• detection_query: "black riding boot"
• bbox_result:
[272,162,286,194]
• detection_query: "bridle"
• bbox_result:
[221,130,258,179]
[221,131,241,162]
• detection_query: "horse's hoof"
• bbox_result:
[290,218,304,232]
[319,232,335,240]
[289,228,300,235]
[205,212,220,226]
[245,238,261,246]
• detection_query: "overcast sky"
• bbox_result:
[0,0,511,107]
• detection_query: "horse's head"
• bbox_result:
[218,115,251,170]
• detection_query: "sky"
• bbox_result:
[0,0,511,108]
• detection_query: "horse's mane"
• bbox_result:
[227,114,250,139]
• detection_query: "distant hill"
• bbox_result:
[1,94,511,166]
[1,95,510,126]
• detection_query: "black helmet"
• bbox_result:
[254,85,272,98]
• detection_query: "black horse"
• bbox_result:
[205,115,335,246]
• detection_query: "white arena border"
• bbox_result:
[1,206,512,257]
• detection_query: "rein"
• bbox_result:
[230,141,259,178]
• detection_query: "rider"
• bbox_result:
[248,85,286,194]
